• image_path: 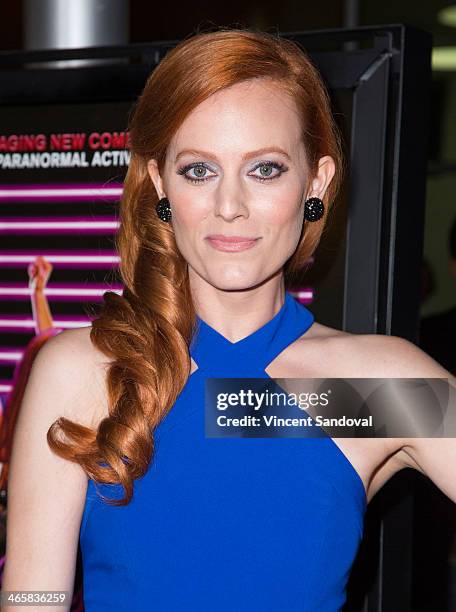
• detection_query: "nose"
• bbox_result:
[213,175,249,221]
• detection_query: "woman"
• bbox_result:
[3,28,456,611]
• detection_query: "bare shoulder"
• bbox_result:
[303,320,352,342]
[269,321,348,378]
[327,331,454,378]
[45,324,104,359]
[297,320,451,377]
[35,325,112,427]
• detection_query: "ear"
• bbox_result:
[306,155,336,200]
[147,159,166,199]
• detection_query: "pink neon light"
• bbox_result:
[0,216,119,234]
[0,183,124,203]
[0,350,23,363]
[0,317,92,332]
[289,289,314,305]
[0,251,120,268]
[0,283,123,300]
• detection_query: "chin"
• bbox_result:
[208,270,268,292]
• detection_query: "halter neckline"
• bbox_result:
[195,291,290,346]
[190,291,315,377]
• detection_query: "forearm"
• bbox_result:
[30,289,54,335]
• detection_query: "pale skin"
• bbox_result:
[3,77,456,607]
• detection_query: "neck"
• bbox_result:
[189,268,286,344]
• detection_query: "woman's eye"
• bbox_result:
[189,165,210,179]
[177,163,215,184]
[250,161,287,182]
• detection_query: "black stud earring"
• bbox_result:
[156,197,172,222]
[304,197,325,222]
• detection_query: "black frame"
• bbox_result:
[0,23,433,612]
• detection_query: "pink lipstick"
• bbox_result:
[206,234,260,252]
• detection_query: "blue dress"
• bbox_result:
[79,291,367,611]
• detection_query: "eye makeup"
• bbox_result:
[176,160,289,185]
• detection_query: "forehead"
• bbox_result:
[168,79,303,158]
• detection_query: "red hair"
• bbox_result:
[47,27,345,505]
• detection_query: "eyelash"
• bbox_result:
[176,160,288,185]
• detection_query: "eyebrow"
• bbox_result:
[174,146,292,163]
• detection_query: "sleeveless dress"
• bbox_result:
[79,291,367,611]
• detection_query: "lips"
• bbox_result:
[206,234,259,242]
[206,235,260,252]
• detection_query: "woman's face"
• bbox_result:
[148,78,334,292]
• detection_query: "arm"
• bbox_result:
[359,334,456,504]
[1,331,90,611]
[28,257,54,335]
[30,289,54,335]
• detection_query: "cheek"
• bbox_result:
[168,191,206,231]
[261,192,304,260]
[266,200,300,225]
[253,174,302,209]
[260,187,304,232]
[165,192,206,261]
